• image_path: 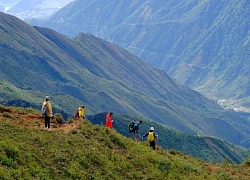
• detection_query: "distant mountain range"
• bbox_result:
[1,0,74,20]
[1,12,250,149]
[32,0,250,112]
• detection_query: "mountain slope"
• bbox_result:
[1,12,250,148]
[88,112,250,164]
[37,0,250,110]
[1,106,250,179]
[1,105,250,164]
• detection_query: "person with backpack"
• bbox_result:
[74,105,85,120]
[132,120,142,142]
[142,127,158,150]
[105,112,113,128]
[41,96,53,130]
[78,105,85,120]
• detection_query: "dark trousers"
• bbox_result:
[45,116,50,128]
[149,141,156,150]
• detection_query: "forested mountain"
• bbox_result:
[1,12,250,148]
[35,0,250,111]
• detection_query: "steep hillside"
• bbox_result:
[1,12,250,148]
[88,113,250,164]
[0,105,250,179]
[37,0,250,110]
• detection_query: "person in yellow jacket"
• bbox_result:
[41,96,53,130]
[78,105,85,120]
[142,127,158,150]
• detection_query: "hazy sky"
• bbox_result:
[0,0,75,7]
[0,0,20,6]
[0,0,75,19]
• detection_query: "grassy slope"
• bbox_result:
[0,106,250,179]
[88,113,250,164]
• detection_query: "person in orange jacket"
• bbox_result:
[105,112,113,128]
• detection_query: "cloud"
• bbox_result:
[4,6,10,13]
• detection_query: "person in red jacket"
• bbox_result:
[105,112,113,128]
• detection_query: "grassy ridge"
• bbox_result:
[0,106,250,179]
[88,113,250,164]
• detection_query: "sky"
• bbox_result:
[0,0,20,6]
[0,0,75,7]
[0,0,75,18]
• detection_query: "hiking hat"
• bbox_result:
[150,127,154,131]
[81,105,85,108]
[45,96,50,100]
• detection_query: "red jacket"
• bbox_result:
[105,113,113,128]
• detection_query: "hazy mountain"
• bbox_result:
[4,0,74,20]
[35,0,250,111]
[1,12,250,148]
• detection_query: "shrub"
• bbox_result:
[4,145,19,161]
[0,105,11,113]
[0,156,14,167]
[2,112,13,119]
[244,156,250,166]
[53,113,64,124]
[67,118,75,124]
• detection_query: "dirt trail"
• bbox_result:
[0,110,83,133]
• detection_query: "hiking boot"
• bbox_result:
[48,128,51,131]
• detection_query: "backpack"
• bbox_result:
[128,121,135,132]
[74,109,79,118]
[41,104,48,116]
[147,132,154,142]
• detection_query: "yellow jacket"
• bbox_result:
[42,100,53,117]
[78,107,85,119]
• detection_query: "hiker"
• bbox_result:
[41,96,53,130]
[78,105,85,120]
[105,112,113,128]
[74,105,85,120]
[74,109,80,119]
[133,120,142,142]
[142,127,158,150]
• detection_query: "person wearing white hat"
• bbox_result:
[142,127,158,150]
[41,95,53,130]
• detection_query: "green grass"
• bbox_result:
[0,121,243,180]
[89,113,250,164]
[0,106,250,179]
